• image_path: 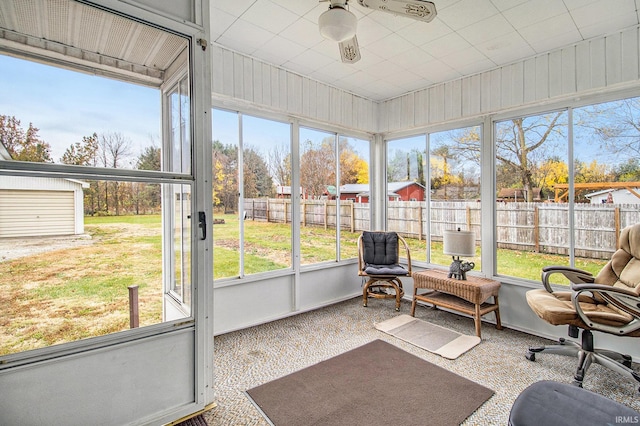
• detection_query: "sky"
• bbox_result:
[0,54,160,163]
[1,52,621,174]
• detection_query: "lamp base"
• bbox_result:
[448,256,475,280]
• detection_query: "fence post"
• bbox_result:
[350,202,355,233]
[615,207,620,248]
[128,285,139,329]
[534,206,540,253]
[302,202,306,227]
[324,201,328,230]
[418,205,423,241]
[466,205,471,230]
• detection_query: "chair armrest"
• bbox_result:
[541,266,594,293]
[571,284,640,335]
[571,283,637,296]
[398,235,412,275]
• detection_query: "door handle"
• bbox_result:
[198,211,206,240]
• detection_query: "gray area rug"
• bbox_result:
[246,339,494,426]
[174,414,208,426]
[375,314,481,359]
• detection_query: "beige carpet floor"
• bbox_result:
[205,297,640,425]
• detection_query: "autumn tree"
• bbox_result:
[537,156,568,198]
[574,159,611,184]
[430,145,455,198]
[0,115,52,162]
[212,140,237,213]
[614,158,640,182]
[339,139,369,184]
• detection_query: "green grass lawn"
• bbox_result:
[0,213,608,356]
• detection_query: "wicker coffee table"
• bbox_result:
[411,269,502,338]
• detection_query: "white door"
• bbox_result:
[0,1,213,424]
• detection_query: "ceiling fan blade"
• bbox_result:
[357,0,437,23]
[339,35,361,64]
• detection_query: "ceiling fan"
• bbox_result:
[318,0,437,64]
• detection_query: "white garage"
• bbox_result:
[0,176,87,238]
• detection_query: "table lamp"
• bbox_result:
[443,228,475,280]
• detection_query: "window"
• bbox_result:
[299,127,337,265]
[570,98,640,277]
[494,110,571,281]
[298,127,370,265]
[386,126,482,268]
[339,136,369,261]
[0,12,192,356]
[211,110,292,278]
[386,135,427,261]
[429,126,482,270]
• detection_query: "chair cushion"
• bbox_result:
[364,264,408,276]
[362,231,399,265]
[509,380,640,426]
[526,289,633,328]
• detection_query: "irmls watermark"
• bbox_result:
[613,415,640,424]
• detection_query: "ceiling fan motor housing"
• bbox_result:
[319,4,357,42]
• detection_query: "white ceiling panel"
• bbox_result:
[241,0,300,34]
[501,0,568,29]
[279,17,324,49]
[211,0,640,101]
[6,0,635,103]
[437,0,500,30]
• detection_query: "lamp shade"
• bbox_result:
[319,7,357,42]
[443,229,475,257]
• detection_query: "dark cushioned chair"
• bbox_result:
[358,231,411,311]
[525,223,640,389]
[509,380,639,426]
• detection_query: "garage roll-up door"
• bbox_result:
[0,190,75,238]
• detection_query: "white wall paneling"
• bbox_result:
[379,26,640,133]
[211,45,378,133]
[0,329,195,425]
[621,27,639,82]
[213,266,361,336]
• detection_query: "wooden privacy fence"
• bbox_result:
[244,199,640,260]
[243,198,370,232]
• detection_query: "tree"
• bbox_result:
[136,145,161,171]
[0,115,52,162]
[387,148,423,184]
[134,145,162,214]
[614,158,640,182]
[244,146,273,198]
[581,97,640,158]
[99,132,133,215]
[431,145,454,198]
[62,133,100,214]
[61,133,99,166]
[212,140,238,213]
[574,159,611,184]
[495,113,565,201]
[338,138,369,185]
[300,138,334,198]
[268,144,292,187]
[537,157,568,199]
